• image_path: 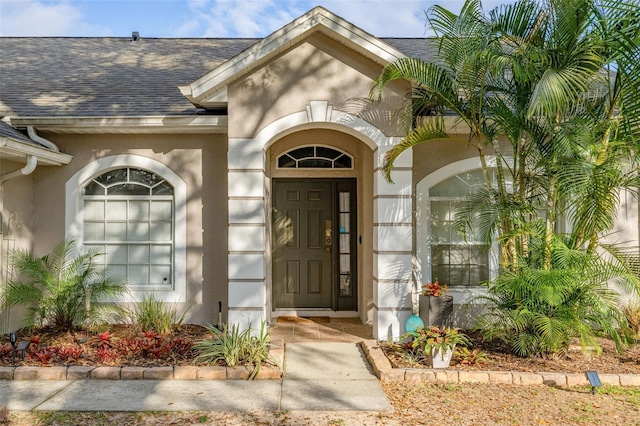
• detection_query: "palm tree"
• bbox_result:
[372,0,640,355]
[4,239,128,330]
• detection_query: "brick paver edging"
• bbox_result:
[360,340,640,387]
[0,340,284,381]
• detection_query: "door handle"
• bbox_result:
[325,220,332,252]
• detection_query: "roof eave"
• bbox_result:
[9,115,228,134]
[0,137,72,165]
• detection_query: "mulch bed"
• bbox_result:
[381,331,640,374]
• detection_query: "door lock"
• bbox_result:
[325,220,332,251]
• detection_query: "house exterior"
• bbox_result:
[1,7,637,339]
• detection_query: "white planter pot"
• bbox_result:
[430,345,455,368]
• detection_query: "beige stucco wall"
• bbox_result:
[28,132,229,325]
[0,159,35,332]
[267,129,374,323]
[228,32,408,139]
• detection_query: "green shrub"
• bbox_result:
[4,239,127,330]
[475,238,632,357]
[194,321,278,379]
[129,292,190,334]
[622,300,640,341]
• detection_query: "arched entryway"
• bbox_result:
[267,129,370,318]
[226,102,413,340]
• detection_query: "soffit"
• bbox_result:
[180,6,407,108]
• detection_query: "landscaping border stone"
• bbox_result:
[359,339,640,387]
[0,339,285,381]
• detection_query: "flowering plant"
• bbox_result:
[401,325,470,354]
[422,279,448,296]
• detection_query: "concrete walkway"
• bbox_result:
[0,342,392,412]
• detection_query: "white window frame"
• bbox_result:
[66,155,187,302]
[416,157,501,304]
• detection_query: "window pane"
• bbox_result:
[84,201,104,220]
[339,213,350,233]
[340,254,350,273]
[128,245,150,264]
[150,265,171,285]
[339,192,350,212]
[128,222,149,241]
[85,223,105,240]
[84,181,105,195]
[106,222,127,241]
[95,169,127,186]
[278,155,296,168]
[430,175,469,197]
[289,146,314,159]
[106,201,127,220]
[150,223,171,241]
[106,244,127,263]
[108,183,149,196]
[129,265,149,284]
[298,159,332,168]
[339,234,350,253]
[430,201,451,221]
[128,200,149,220]
[152,182,173,195]
[150,201,172,220]
[129,168,162,187]
[107,264,127,279]
[151,245,172,264]
[316,146,340,160]
[431,222,450,242]
[334,155,352,168]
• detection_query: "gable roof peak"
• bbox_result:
[180,6,406,108]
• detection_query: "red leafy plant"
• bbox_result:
[422,279,448,296]
[56,346,84,363]
[95,347,120,363]
[28,346,56,364]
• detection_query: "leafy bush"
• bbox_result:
[194,321,277,379]
[4,239,128,331]
[622,300,640,341]
[128,292,190,334]
[475,238,633,357]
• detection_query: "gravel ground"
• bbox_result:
[4,382,640,425]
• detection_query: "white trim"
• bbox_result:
[0,137,72,165]
[10,116,227,134]
[65,154,187,303]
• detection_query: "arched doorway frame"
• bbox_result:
[227,101,413,340]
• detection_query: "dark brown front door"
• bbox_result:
[272,179,357,310]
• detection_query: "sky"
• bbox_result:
[0,0,516,38]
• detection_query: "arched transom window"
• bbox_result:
[82,168,174,290]
[277,146,352,169]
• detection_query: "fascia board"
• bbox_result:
[186,7,406,104]
[10,116,228,134]
[0,137,72,165]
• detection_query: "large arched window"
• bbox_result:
[82,168,174,290]
[428,170,491,286]
[66,155,186,302]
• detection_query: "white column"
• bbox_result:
[372,139,413,341]
[227,138,267,331]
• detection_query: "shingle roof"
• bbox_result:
[0,120,47,148]
[0,37,434,118]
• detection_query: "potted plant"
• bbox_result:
[418,279,454,327]
[401,325,470,368]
